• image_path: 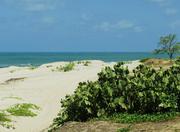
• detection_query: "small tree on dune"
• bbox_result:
[154,34,180,59]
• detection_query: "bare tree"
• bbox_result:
[154,34,180,59]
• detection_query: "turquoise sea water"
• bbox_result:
[0,52,176,67]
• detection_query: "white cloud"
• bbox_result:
[170,20,180,29]
[114,20,134,29]
[3,0,60,12]
[149,0,167,2]
[147,0,178,16]
[148,0,170,6]
[134,26,144,32]
[26,3,54,11]
[165,8,178,15]
[42,16,56,24]
[95,20,144,33]
[1,0,64,29]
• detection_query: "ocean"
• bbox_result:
[0,52,175,67]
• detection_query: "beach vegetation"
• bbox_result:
[51,61,180,130]
[52,62,75,72]
[28,65,38,70]
[0,103,40,129]
[77,61,82,64]
[140,58,151,63]
[175,56,180,65]
[0,111,12,129]
[94,112,179,123]
[6,103,40,117]
[154,34,180,59]
[77,61,91,66]
[83,61,91,66]
[140,58,173,68]
[4,77,26,84]
[62,62,75,72]
[0,112,11,123]
[117,126,131,132]
[9,70,15,73]
[2,96,23,101]
[46,65,53,68]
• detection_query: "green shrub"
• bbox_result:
[52,62,75,72]
[175,56,180,65]
[83,61,91,66]
[51,62,180,129]
[77,61,82,64]
[0,111,12,128]
[77,61,91,66]
[96,112,179,123]
[7,103,40,117]
[0,112,11,123]
[63,62,75,72]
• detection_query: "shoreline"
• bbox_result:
[0,52,173,68]
[0,59,140,69]
[0,60,141,132]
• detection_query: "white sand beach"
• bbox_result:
[0,60,141,132]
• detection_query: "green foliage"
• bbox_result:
[77,61,82,64]
[117,126,131,132]
[0,103,40,129]
[62,62,75,72]
[51,62,180,130]
[0,112,11,123]
[96,112,179,123]
[154,34,180,59]
[175,56,180,65]
[0,111,12,128]
[29,65,38,70]
[7,103,40,117]
[77,61,91,66]
[83,61,91,66]
[52,62,75,72]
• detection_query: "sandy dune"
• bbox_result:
[0,60,140,132]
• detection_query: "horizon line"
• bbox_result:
[0,51,154,53]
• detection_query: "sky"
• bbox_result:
[0,0,180,52]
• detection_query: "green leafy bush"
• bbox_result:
[175,56,180,65]
[52,62,180,129]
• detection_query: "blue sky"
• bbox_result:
[0,0,180,52]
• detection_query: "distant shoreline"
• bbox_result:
[0,52,174,68]
[0,60,139,69]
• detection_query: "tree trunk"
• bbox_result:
[169,53,173,60]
